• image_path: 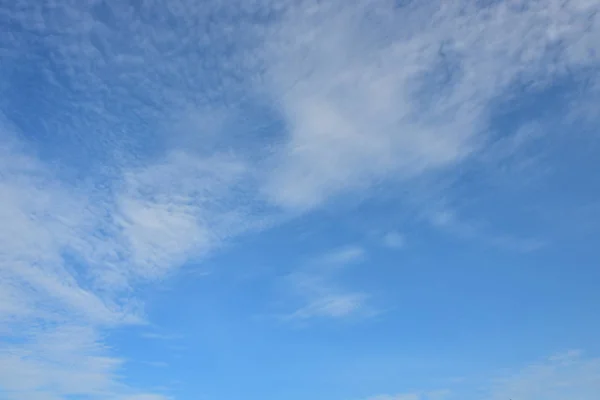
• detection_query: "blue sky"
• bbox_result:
[1,0,600,399]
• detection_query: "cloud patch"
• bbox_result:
[488,350,600,400]
[382,232,405,249]
[261,0,600,211]
[282,245,371,321]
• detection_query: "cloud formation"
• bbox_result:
[261,0,600,210]
[489,350,600,400]
[283,246,370,320]
[0,0,599,398]
[382,232,405,249]
[365,351,600,400]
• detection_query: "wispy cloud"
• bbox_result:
[368,394,421,400]
[0,324,170,400]
[115,150,258,279]
[260,0,600,220]
[364,351,600,400]
[286,292,369,320]
[311,245,366,268]
[140,332,183,341]
[144,361,169,369]
[367,390,451,400]
[382,232,406,249]
[488,350,600,400]
[0,131,172,399]
[282,246,371,321]
[365,351,600,400]
[0,0,599,397]
[118,395,171,400]
[426,206,546,252]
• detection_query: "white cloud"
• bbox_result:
[367,390,451,400]
[140,332,183,341]
[382,232,405,249]
[261,0,600,211]
[0,112,268,396]
[427,390,452,400]
[425,205,545,252]
[0,131,177,398]
[1,0,599,397]
[0,133,129,325]
[488,350,600,400]
[365,352,600,400]
[0,324,143,400]
[287,292,368,320]
[369,394,421,400]
[0,132,249,324]
[144,361,169,368]
[118,395,171,400]
[312,245,366,267]
[282,246,370,320]
[284,272,369,320]
[115,150,255,279]
[0,0,270,392]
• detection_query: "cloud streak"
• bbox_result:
[488,350,600,400]
[364,351,600,400]
[282,246,371,320]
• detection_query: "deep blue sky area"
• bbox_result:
[1,1,599,400]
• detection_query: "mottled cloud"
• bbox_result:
[0,0,599,398]
[261,0,600,211]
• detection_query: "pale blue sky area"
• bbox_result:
[1,1,600,400]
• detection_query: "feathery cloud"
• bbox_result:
[0,0,599,397]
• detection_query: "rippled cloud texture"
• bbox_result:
[1,0,599,399]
